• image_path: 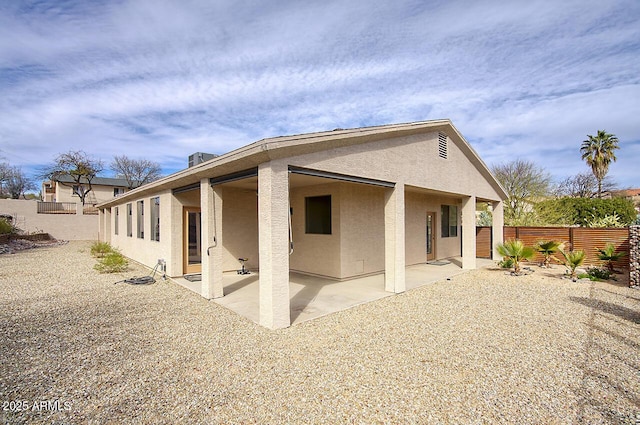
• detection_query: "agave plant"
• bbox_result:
[560,248,585,279]
[496,239,535,275]
[596,243,626,273]
[535,240,563,268]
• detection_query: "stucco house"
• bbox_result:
[42,176,132,204]
[97,120,507,329]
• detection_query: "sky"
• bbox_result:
[1,0,639,190]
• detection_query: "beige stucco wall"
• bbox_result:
[286,131,502,202]
[338,183,385,278]
[220,186,259,272]
[0,199,98,240]
[290,182,342,278]
[110,190,174,275]
[55,182,128,204]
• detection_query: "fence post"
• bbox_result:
[630,225,639,288]
[76,202,83,216]
[569,227,574,250]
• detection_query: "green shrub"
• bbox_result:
[586,267,613,281]
[94,250,129,273]
[90,241,113,258]
[535,197,636,227]
[0,218,14,235]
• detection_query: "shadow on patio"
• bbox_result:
[172,258,494,325]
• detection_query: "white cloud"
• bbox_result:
[0,0,638,188]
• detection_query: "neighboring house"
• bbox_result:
[42,176,132,205]
[97,120,507,329]
[606,188,640,211]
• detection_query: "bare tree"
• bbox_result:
[111,155,162,190]
[40,150,104,205]
[5,166,36,199]
[0,162,10,197]
[491,159,551,225]
[554,172,616,198]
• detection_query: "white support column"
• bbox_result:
[461,195,476,269]
[491,201,504,260]
[201,179,224,299]
[98,209,105,242]
[104,208,112,244]
[258,161,291,329]
[384,182,405,293]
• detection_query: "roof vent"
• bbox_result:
[438,132,448,159]
[188,152,218,168]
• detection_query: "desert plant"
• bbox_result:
[586,213,624,228]
[535,240,563,268]
[94,250,129,273]
[586,267,613,281]
[496,239,535,274]
[560,248,585,279]
[596,243,627,273]
[498,257,514,269]
[90,241,113,258]
[0,218,14,235]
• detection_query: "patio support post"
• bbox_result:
[491,201,504,260]
[384,182,405,293]
[201,179,224,299]
[98,209,105,242]
[461,195,476,269]
[103,208,112,244]
[258,161,291,329]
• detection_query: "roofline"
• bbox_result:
[98,119,507,207]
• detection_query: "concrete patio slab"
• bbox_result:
[171,258,496,325]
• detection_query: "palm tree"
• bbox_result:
[596,243,627,273]
[560,248,585,279]
[535,240,563,268]
[496,239,535,274]
[580,130,620,198]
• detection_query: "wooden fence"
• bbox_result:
[477,226,630,269]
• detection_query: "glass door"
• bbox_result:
[183,207,202,274]
[426,212,436,261]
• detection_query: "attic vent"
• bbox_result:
[438,132,448,159]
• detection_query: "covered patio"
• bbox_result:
[173,258,495,325]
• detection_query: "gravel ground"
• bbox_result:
[0,241,638,424]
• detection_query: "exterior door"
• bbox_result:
[183,207,202,274]
[426,212,436,261]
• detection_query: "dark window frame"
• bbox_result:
[114,206,119,235]
[137,200,144,239]
[126,203,132,237]
[150,197,160,242]
[441,205,458,238]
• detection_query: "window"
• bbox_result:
[126,203,132,237]
[137,200,144,239]
[150,197,160,242]
[114,206,119,235]
[305,195,332,234]
[114,187,125,197]
[441,205,458,237]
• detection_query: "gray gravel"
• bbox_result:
[1,241,638,424]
